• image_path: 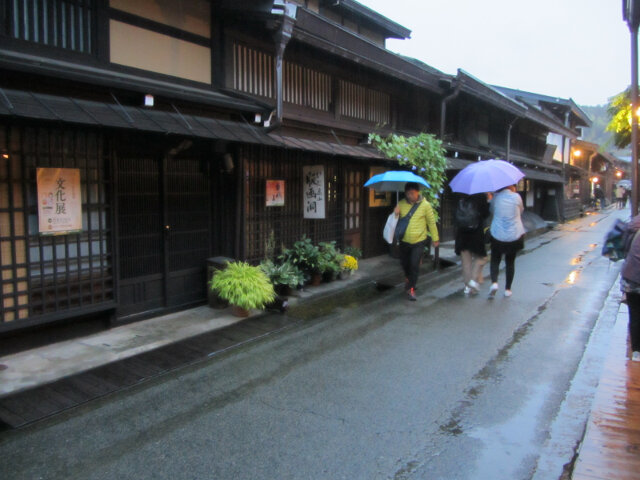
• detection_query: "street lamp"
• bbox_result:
[624,0,640,215]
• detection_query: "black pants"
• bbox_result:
[490,250,516,290]
[399,240,425,290]
[626,292,640,352]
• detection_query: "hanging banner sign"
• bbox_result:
[266,179,285,207]
[303,165,325,219]
[37,167,82,235]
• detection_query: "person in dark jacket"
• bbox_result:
[454,193,490,294]
[621,214,640,361]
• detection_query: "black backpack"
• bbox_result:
[455,197,480,231]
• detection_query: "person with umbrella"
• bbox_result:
[453,193,490,295]
[393,182,439,301]
[449,159,526,298]
[488,185,525,298]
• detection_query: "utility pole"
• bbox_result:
[624,0,640,215]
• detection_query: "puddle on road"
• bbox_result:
[467,383,552,479]
[566,270,580,285]
[286,282,387,321]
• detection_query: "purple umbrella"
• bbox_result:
[449,159,525,194]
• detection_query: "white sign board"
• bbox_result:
[37,168,82,235]
[303,165,325,219]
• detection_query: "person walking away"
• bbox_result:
[394,182,439,301]
[488,185,525,298]
[620,214,640,361]
[616,185,625,209]
[454,193,490,295]
[593,185,605,210]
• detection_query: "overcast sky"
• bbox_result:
[359,0,630,106]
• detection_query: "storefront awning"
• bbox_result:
[518,166,564,183]
[0,88,281,146]
[445,157,474,171]
[268,134,385,159]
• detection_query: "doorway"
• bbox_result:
[116,145,211,319]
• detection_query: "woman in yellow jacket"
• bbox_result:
[394,182,439,300]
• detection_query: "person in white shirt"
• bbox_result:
[488,185,525,298]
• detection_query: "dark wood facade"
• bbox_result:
[0,0,585,333]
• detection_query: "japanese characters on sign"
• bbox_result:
[37,168,82,235]
[266,180,285,207]
[302,165,325,219]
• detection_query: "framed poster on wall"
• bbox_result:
[368,166,392,207]
[266,180,285,206]
[303,165,325,219]
[37,167,82,235]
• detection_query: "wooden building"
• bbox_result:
[0,0,589,336]
[495,87,593,219]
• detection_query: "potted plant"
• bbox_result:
[260,259,305,296]
[343,245,362,260]
[340,254,358,278]
[318,241,343,282]
[280,236,322,285]
[208,261,276,317]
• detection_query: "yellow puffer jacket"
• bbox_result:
[397,197,439,244]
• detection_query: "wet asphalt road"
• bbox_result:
[0,209,628,480]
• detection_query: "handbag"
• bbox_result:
[383,213,398,244]
[393,200,421,246]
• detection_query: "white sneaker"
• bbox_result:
[488,283,498,298]
[632,351,640,362]
[463,286,471,295]
[467,279,480,294]
[504,289,512,298]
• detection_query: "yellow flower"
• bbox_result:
[341,255,358,271]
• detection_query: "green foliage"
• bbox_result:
[368,132,447,215]
[209,261,275,310]
[318,241,343,275]
[343,245,362,260]
[259,259,304,289]
[279,236,321,277]
[606,87,633,149]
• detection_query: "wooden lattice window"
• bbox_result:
[233,43,275,99]
[241,146,343,264]
[339,79,390,124]
[3,0,95,54]
[232,42,331,111]
[0,125,112,325]
[284,62,331,111]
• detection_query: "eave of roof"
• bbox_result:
[493,85,592,128]
[293,8,446,94]
[0,50,264,113]
[455,70,527,117]
[321,0,411,39]
[516,98,579,138]
[0,87,280,145]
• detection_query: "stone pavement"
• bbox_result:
[0,244,458,398]
[0,215,638,480]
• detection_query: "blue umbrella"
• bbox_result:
[364,170,430,192]
[449,159,524,195]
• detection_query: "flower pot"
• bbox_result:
[322,271,336,283]
[275,284,293,297]
[310,272,323,286]
[231,305,251,317]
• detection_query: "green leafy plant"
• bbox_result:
[209,261,275,310]
[606,87,633,149]
[318,241,343,276]
[259,259,304,290]
[280,236,321,278]
[368,132,447,217]
[343,245,362,260]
